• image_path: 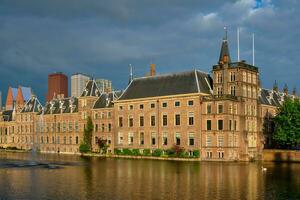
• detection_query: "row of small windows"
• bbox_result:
[206,104,238,114]
[206,119,238,131]
[215,72,257,84]
[119,100,194,110]
[118,132,195,146]
[206,134,239,147]
[93,111,112,119]
[118,113,195,127]
[94,123,112,132]
[36,122,79,133]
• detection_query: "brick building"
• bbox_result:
[0,36,297,161]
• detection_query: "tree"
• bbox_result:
[273,97,300,149]
[79,116,94,153]
[97,138,109,155]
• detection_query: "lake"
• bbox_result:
[0,152,299,200]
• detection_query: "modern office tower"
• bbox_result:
[46,72,68,102]
[71,73,91,97]
[95,79,112,92]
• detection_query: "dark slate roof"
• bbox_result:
[259,88,298,107]
[219,39,231,63]
[2,110,13,121]
[43,97,78,115]
[21,96,43,113]
[80,80,101,97]
[93,91,122,109]
[118,70,212,100]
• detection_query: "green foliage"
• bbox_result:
[97,138,109,155]
[193,150,200,158]
[122,148,132,155]
[152,149,163,157]
[114,148,122,155]
[132,149,141,156]
[83,116,94,147]
[273,98,300,149]
[79,143,90,153]
[142,149,151,156]
[79,116,94,153]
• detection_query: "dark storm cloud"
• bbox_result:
[0,0,299,103]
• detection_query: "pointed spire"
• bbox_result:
[219,27,231,64]
[273,80,278,92]
[283,83,288,95]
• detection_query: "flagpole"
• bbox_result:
[237,27,240,61]
[252,33,255,66]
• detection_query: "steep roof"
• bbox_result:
[21,96,43,113]
[118,70,212,101]
[11,88,18,100]
[259,88,298,107]
[80,80,101,97]
[1,110,13,121]
[93,91,122,109]
[43,97,78,115]
[219,39,231,63]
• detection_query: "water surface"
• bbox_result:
[0,152,299,200]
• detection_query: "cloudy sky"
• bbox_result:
[0,0,299,103]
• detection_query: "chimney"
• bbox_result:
[150,63,156,76]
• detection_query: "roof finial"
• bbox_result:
[129,64,133,84]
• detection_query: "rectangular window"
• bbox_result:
[174,101,180,107]
[129,105,133,110]
[188,112,194,126]
[218,104,223,114]
[101,124,105,132]
[150,103,155,108]
[151,115,156,126]
[175,114,180,126]
[218,135,224,147]
[207,104,212,114]
[139,104,144,109]
[189,133,194,146]
[140,116,144,127]
[175,133,181,145]
[128,132,133,145]
[188,100,194,106]
[95,124,98,132]
[75,122,79,132]
[206,135,212,146]
[207,120,212,131]
[218,120,223,130]
[162,102,167,108]
[207,151,213,158]
[118,132,123,145]
[163,133,168,145]
[229,120,232,131]
[119,117,123,127]
[151,133,156,145]
[108,123,112,132]
[163,115,168,126]
[63,122,66,132]
[140,132,144,145]
[218,151,224,159]
[129,116,134,127]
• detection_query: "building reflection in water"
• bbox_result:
[0,153,300,200]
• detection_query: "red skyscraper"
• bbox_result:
[46,72,68,102]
